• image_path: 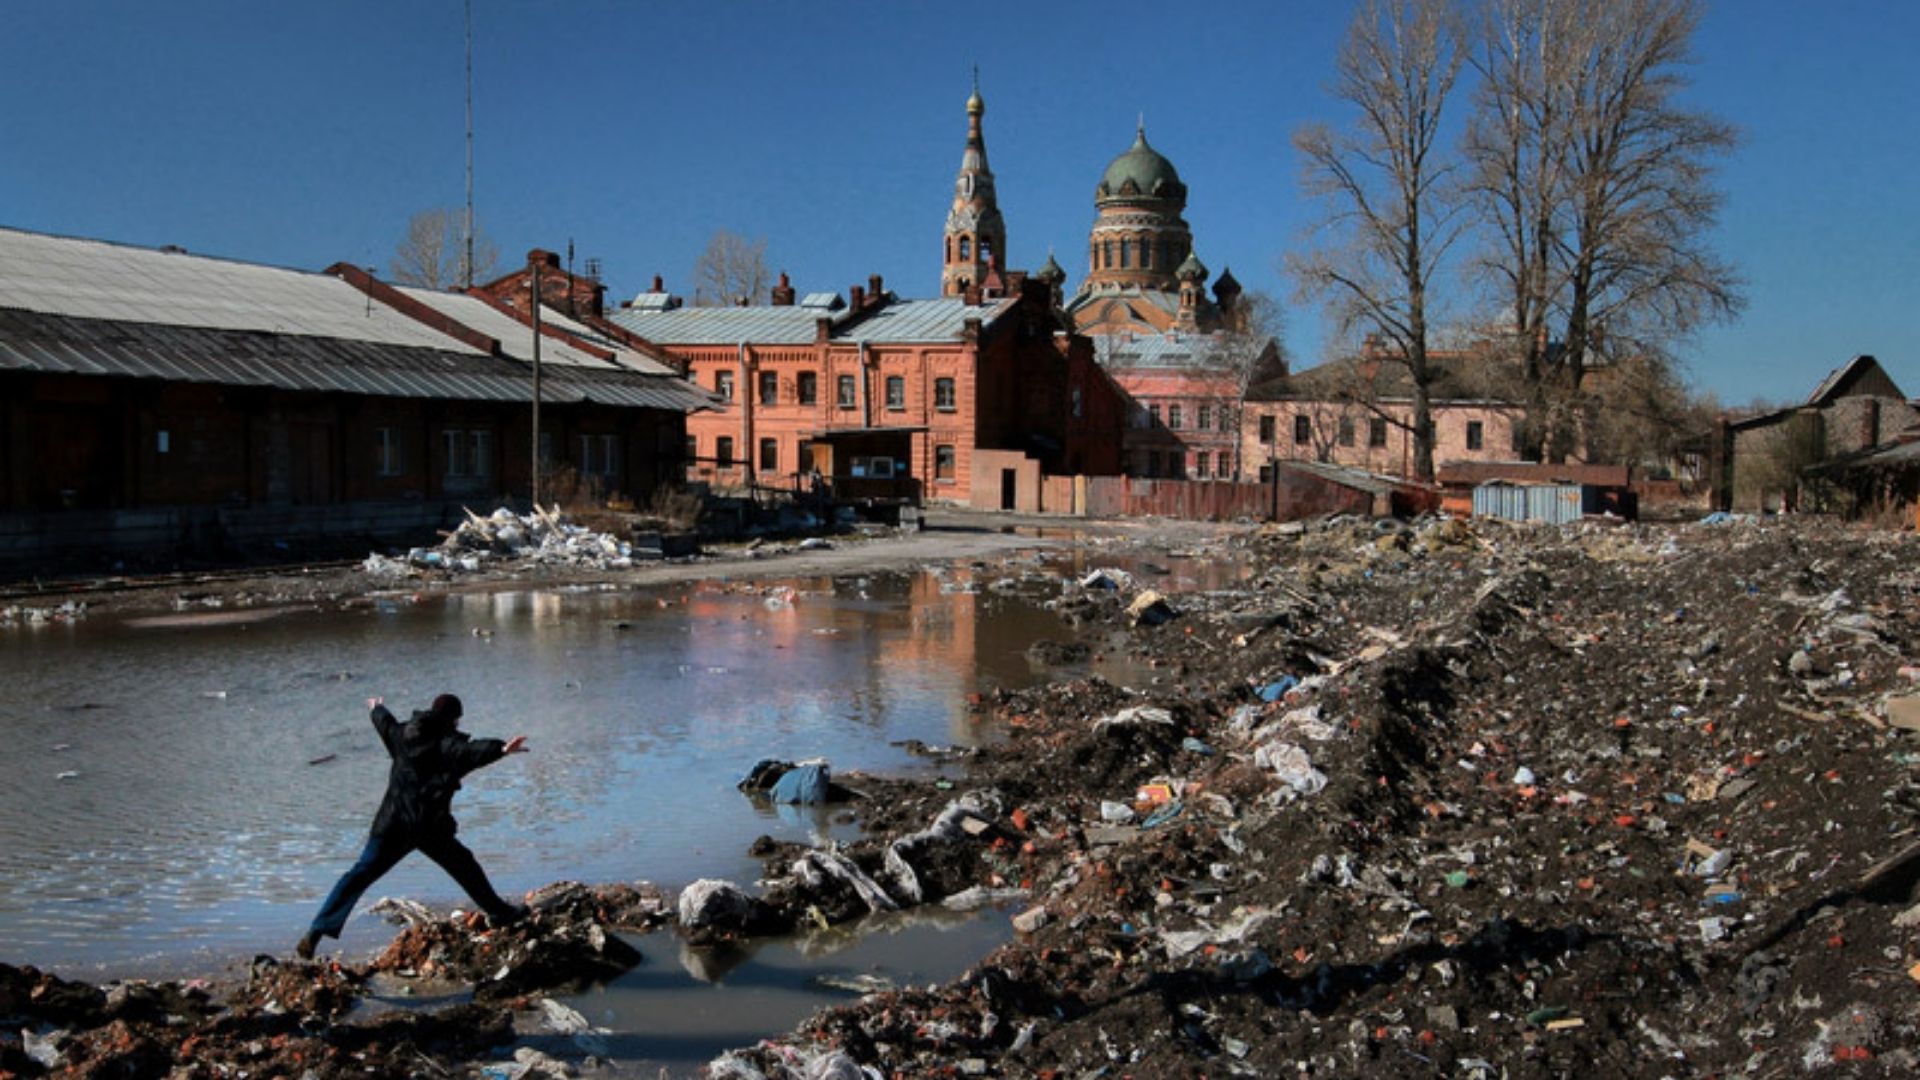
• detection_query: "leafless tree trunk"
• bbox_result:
[1290,0,1467,483]
[691,230,772,308]
[1210,291,1288,480]
[1468,0,1741,462]
[390,208,499,290]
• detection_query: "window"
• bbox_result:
[1159,240,1172,270]
[1168,405,1182,430]
[759,437,778,472]
[715,370,734,400]
[1337,417,1355,447]
[934,377,956,411]
[885,375,905,410]
[442,428,493,479]
[935,444,956,481]
[850,455,894,478]
[837,374,856,408]
[1466,420,1484,451]
[1196,451,1210,478]
[1294,415,1311,445]
[1198,405,1211,430]
[1140,241,1152,269]
[1148,404,1162,427]
[1368,418,1388,448]
[577,433,619,478]
[758,371,778,406]
[1259,464,1273,483]
[715,436,734,467]
[1119,239,1130,268]
[1170,453,1187,480]
[1220,407,1233,432]
[1103,240,1113,268]
[958,237,971,260]
[1259,415,1275,444]
[1219,452,1232,478]
[374,427,401,476]
[797,372,817,405]
[685,435,697,463]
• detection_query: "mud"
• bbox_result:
[6,512,1920,1077]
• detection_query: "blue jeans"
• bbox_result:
[308,829,517,939]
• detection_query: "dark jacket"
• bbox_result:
[368,704,506,837]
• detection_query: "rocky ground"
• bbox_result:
[5,511,1920,1078]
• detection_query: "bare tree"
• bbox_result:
[1290,0,1468,483]
[390,208,498,290]
[1468,0,1741,461]
[691,230,772,307]
[1208,291,1288,479]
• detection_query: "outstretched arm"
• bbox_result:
[368,696,400,754]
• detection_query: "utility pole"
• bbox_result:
[530,262,543,509]
[463,0,475,289]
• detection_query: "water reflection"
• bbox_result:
[0,559,1132,976]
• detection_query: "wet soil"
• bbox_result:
[6,512,1920,1078]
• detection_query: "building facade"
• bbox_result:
[1240,347,1525,483]
[0,228,710,566]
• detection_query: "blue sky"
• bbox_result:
[2,1,1914,405]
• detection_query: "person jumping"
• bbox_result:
[297,693,529,960]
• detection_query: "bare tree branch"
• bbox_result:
[691,230,772,308]
[1289,0,1467,482]
[390,208,499,290]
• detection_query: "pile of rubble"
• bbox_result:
[363,506,641,577]
[715,514,1920,1077]
[7,514,1919,1078]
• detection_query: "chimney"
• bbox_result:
[816,316,833,344]
[651,274,664,293]
[868,274,883,300]
[850,285,866,311]
[527,248,560,269]
[962,283,982,306]
[771,271,795,306]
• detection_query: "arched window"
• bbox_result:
[1102,240,1113,268]
[946,237,953,262]
[1140,239,1152,269]
[958,237,971,261]
[1119,240,1130,269]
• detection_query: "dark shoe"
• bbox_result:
[295,931,320,961]
[489,904,530,929]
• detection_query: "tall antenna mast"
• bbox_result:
[463,0,475,289]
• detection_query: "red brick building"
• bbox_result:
[611,274,1121,507]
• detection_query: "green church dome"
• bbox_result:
[1098,125,1184,202]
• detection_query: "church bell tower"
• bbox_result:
[942,74,1007,298]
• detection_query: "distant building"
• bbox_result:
[0,227,711,567]
[611,274,1122,509]
[1719,354,1918,513]
[1020,121,1277,481]
[1241,339,1526,483]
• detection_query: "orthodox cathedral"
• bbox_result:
[941,83,1268,479]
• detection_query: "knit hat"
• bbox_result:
[428,693,464,728]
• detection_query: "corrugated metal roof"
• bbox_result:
[838,297,1014,343]
[1277,459,1404,497]
[0,226,481,354]
[400,289,622,371]
[0,304,716,414]
[609,304,828,345]
[530,304,681,377]
[1096,330,1223,370]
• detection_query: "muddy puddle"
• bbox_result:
[0,544,1234,982]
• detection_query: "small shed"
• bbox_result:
[1472,481,1607,525]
